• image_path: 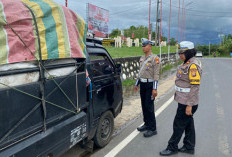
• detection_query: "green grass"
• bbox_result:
[203,54,231,58]
[106,46,177,58]
[162,64,174,72]
[215,54,231,57]
[173,60,183,67]
[160,60,182,73]
[122,79,137,86]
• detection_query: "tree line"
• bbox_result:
[196,34,232,56]
[109,25,177,46]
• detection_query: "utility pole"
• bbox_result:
[177,0,180,44]
[159,0,162,44]
[155,0,160,46]
[176,0,180,58]
[209,42,210,56]
[181,0,184,41]
[168,0,172,61]
[220,28,222,46]
[86,3,89,31]
[159,0,162,62]
[149,0,151,40]
[168,0,172,46]
[150,23,153,40]
[221,28,224,46]
[184,7,186,40]
[183,1,193,41]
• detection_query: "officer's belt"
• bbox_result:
[140,78,154,83]
[175,85,190,93]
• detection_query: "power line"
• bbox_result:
[56,0,232,17]
[182,7,232,14]
[162,1,232,14]
[185,13,232,18]
[110,1,156,16]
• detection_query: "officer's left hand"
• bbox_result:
[152,90,158,98]
[186,106,192,116]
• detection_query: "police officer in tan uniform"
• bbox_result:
[134,38,160,137]
[160,41,202,156]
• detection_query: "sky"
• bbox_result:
[54,0,232,45]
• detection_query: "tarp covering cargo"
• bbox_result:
[0,0,87,65]
[0,0,87,152]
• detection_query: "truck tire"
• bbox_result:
[94,111,114,148]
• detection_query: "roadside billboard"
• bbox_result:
[88,3,109,38]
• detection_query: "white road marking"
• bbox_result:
[214,84,219,89]
[215,92,221,99]
[216,103,230,155]
[104,96,174,157]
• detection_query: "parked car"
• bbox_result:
[196,51,203,57]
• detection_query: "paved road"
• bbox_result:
[90,58,232,157]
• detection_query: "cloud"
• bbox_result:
[54,0,232,44]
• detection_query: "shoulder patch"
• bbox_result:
[155,57,160,64]
[189,64,201,84]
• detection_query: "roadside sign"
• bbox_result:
[102,39,115,47]
[230,52,232,56]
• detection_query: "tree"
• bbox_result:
[109,25,168,43]
[123,25,149,39]
[109,29,121,38]
[170,38,176,46]
[218,34,232,55]
[161,36,167,42]
[196,45,209,56]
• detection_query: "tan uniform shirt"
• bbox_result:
[138,54,160,80]
[174,57,202,106]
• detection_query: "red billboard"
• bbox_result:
[88,3,109,38]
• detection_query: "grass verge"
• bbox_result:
[106,46,177,58]
[122,79,137,86]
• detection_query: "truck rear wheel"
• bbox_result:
[94,111,114,148]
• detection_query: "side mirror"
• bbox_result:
[115,64,122,74]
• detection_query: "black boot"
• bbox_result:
[178,146,194,154]
[137,125,148,132]
[143,130,157,137]
[160,149,178,156]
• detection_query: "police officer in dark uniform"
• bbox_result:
[160,41,202,156]
[134,38,160,137]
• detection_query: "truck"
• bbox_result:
[0,0,123,156]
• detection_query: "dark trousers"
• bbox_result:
[140,82,156,131]
[167,103,198,151]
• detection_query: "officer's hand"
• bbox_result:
[134,86,138,92]
[152,90,158,98]
[186,105,192,116]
